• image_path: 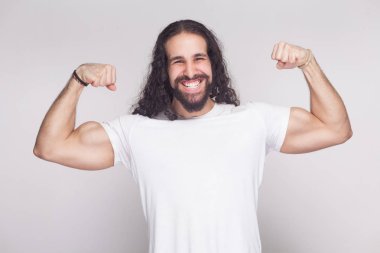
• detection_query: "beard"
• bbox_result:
[172,73,213,113]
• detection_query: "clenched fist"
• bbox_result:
[75,63,117,91]
[271,42,313,70]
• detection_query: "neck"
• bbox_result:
[171,98,215,119]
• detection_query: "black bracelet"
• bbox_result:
[72,70,89,86]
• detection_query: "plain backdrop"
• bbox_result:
[1,0,379,252]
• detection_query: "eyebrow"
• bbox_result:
[194,53,208,58]
[168,56,183,63]
[168,53,208,63]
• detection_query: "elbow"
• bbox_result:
[33,145,40,158]
[33,144,53,161]
[341,120,353,142]
[33,145,45,159]
[347,128,353,140]
[329,118,353,145]
[335,128,353,145]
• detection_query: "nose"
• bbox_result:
[183,61,197,79]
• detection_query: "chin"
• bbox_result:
[177,92,210,112]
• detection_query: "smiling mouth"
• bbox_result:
[181,78,203,89]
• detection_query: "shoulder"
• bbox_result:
[101,113,148,133]
[224,101,266,115]
[242,101,274,111]
[229,101,290,127]
[242,101,290,116]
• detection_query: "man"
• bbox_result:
[34,20,352,253]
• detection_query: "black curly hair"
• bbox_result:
[132,19,239,120]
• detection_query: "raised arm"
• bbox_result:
[33,64,117,170]
[271,42,353,154]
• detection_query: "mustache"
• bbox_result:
[174,73,210,85]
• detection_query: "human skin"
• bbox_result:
[33,35,352,170]
[165,32,215,118]
[33,64,116,170]
[270,42,353,153]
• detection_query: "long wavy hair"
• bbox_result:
[132,19,239,120]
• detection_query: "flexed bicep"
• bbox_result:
[56,121,115,170]
[280,107,348,154]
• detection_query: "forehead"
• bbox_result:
[165,32,208,58]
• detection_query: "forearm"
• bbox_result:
[302,55,352,135]
[34,77,84,155]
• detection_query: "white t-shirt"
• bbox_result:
[101,101,290,253]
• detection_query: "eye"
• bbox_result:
[173,60,183,64]
[195,57,205,61]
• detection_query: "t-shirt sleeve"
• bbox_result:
[100,116,132,170]
[248,102,291,154]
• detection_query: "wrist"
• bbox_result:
[298,49,313,69]
[300,55,319,73]
[300,55,325,84]
[68,76,85,92]
[72,65,89,87]
[75,64,86,79]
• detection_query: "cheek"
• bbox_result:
[168,67,183,86]
[200,62,212,77]
[167,68,176,87]
[202,66,212,82]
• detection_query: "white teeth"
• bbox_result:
[183,80,201,88]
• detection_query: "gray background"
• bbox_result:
[1,0,379,252]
